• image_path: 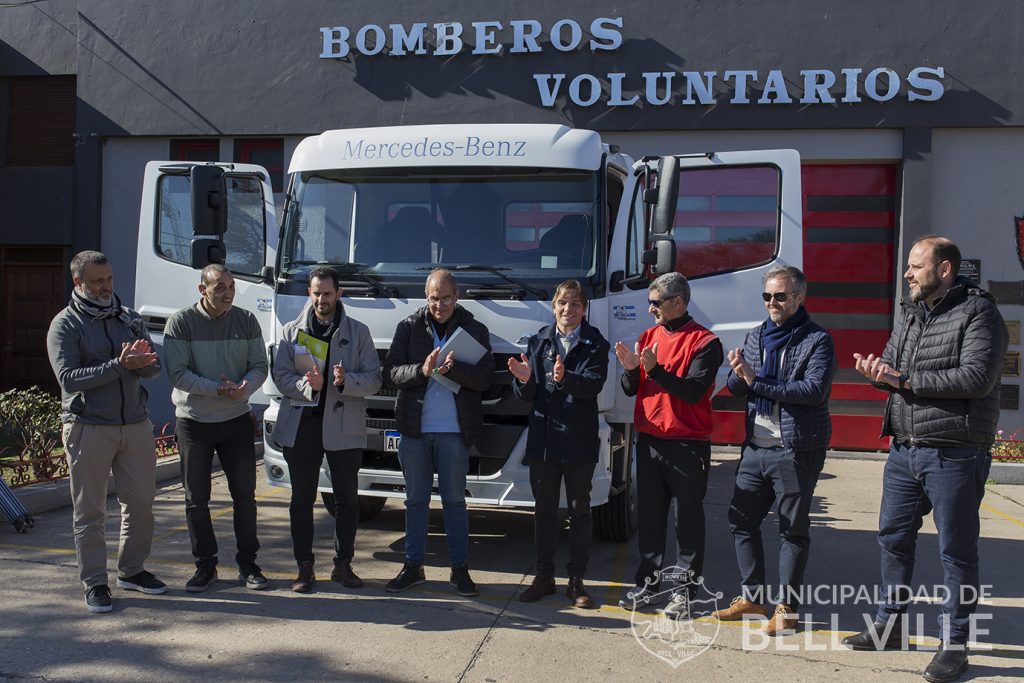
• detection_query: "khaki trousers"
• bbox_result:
[62,420,156,589]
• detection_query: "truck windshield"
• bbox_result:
[279,169,601,296]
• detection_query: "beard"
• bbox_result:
[909,268,941,303]
[78,286,112,307]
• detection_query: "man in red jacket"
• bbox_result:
[614,272,723,620]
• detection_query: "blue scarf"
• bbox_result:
[755,305,809,418]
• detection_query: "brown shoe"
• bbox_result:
[519,575,556,603]
[330,559,363,588]
[763,603,798,636]
[566,577,593,609]
[292,562,315,593]
[712,596,769,621]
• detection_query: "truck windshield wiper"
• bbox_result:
[286,261,396,296]
[420,264,548,301]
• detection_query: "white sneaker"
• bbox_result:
[663,592,691,621]
[619,583,667,611]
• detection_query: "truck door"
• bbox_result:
[134,161,278,415]
[604,150,802,423]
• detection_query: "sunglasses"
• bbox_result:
[648,295,679,308]
[762,292,790,303]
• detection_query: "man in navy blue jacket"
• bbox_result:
[508,280,609,608]
[712,265,836,635]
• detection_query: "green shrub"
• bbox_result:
[0,386,63,482]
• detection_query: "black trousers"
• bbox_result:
[529,460,596,578]
[283,413,362,565]
[176,414,259,571]
[634,434,711,594]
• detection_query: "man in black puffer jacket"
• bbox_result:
[382,269,494,597]
[713,266,836,635]
[845,236,1007,683]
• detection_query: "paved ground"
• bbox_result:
[1,452,1022,682]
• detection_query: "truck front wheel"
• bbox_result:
[321,492,388,521]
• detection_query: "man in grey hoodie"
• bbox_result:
[47,251,166,614]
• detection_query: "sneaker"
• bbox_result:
[185,565,218,593]
[238,567,270,590]
[385,562,426,593]
[618,583,666,610]
[449,564,478,597]
[85,585,113,613]
[663,591,691,621]
[116,570,168,595]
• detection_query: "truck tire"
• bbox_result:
[594,425,638,542]
[321,492,388,521]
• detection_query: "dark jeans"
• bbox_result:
[529,460,596,578]
[634,434,711,595]
[876,442,991,645]
[398,433,469,566]
[176,414,259,570]
[728,445,826,608]
[283,413,362,565]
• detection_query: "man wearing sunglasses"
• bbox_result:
[614,272,723,619]
[844,236,1006,683]
[711,265,836,635]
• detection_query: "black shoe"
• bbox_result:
[519,575,556,603]
[449,564,478,597]
[84,585,113,614]
[923,644,969,683]
[238,566,270,590]
[185,565,218,593]
[116,570,168,595]
[841,616,904,651]
[385,563,426,593]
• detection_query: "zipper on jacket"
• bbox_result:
[103,318,127,425]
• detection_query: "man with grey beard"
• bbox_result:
[47,251,166,614]
[846,236,1007,683]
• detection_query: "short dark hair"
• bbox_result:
[553,280,588,307]
[70,250,108,279]
[309,267,341,289]
[201,263,231,285]
[914,235,962,276]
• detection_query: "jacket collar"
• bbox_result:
[292,300,348,335]
[900,276,987,318]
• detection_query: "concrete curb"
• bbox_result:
[15,456,184,516]
[990,462,1024,484]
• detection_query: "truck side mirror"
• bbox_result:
[645,234,677,276]
[190,165,227,237]
[190,238,226,269]
[650,156,680,235]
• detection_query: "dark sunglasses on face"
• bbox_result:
[648,295,679,308]
[762,292,789,303]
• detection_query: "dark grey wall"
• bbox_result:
[0,0,77,77]
[68,0,1023,136]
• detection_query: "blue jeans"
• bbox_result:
[876,442,991,644]
[398,433,470,566]
[728,445,826,608]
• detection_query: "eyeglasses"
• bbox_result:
[647,295,679,308]
[762,292,790,303]
[427,295,455,307]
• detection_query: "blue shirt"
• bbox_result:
[420,326,461,433]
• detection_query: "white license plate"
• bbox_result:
[384,430,401,452]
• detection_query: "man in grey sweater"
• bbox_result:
[47,250,166,614]
[164,264,269,592]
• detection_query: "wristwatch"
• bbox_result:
[898,373,910,390]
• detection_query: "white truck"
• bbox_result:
[134,124,801,541]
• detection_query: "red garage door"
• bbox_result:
[713,164,896,451]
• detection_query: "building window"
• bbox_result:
[170,139,219,162]
[6,76,76,167]
[235,138,284,192]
